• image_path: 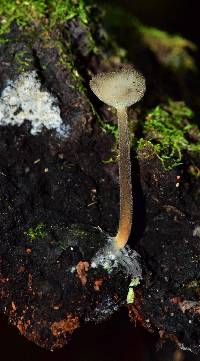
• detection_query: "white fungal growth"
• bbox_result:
[0,71,70,136]
[91,236,142,279]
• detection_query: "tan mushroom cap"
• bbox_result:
[90,68,146,109]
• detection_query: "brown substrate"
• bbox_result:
[0,222,134,350]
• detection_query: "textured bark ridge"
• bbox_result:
[0,0,200,355]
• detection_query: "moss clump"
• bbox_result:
[0,0,89,36]
[101,122,119,164]
[138,100,200,169]
[188,165,200,178]
[126,277,140,304]
[0,0,46,36]
[102,4,197,73]
[14,49,34,72]
[139,26,197,72]
[0,0,97,96]
[185,279,200,289]
[26,223,47,241]
[184,279,200,298]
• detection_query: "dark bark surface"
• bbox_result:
[131,148,200,354]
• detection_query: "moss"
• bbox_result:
[0,1,128,125]
[49,0,89,28]
[14,49,33,72]
[137,139,156,160]
[185,280,200,289]
[184,279,200,298]
[26,223,47,241]
[0,0,89,36]
[47,36,85,93]
[102,4,197,73]
[0,0,45,36]
[101,122,119,164]
[126,277,140,304]
[188,165,200,178]
[139,26,197,72]
[0,0,95,82]
[137,100,200,170]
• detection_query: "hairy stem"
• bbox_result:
[114,107,133,249]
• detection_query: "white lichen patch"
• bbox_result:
[91,236,142,279]
[0,71,70,136]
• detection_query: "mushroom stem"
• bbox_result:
[89,68,145,250]
[114,107,133,250]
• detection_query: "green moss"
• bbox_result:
[188,165,200,178]
[26,223,47,241]
[0,0,46,35]
[126,277,140,304]
[0,0,89,36]
[137,100,200,169]
[183,279,200,297]
[139,26,197,72]
[185,279,200,289]
[49,37,85,92]
[101,122,119,164]
[102,4,197,73]
[137,139,156,159]
[49,0,88,28]
[14,49,33,71]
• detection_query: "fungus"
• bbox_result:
[90,68,146,250]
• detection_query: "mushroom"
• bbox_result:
[90,67,146,250]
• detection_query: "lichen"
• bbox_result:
[0,71,70,136]
[137,100,200,169]
[26,223,46,241]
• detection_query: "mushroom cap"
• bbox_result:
[90,68,146,109]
